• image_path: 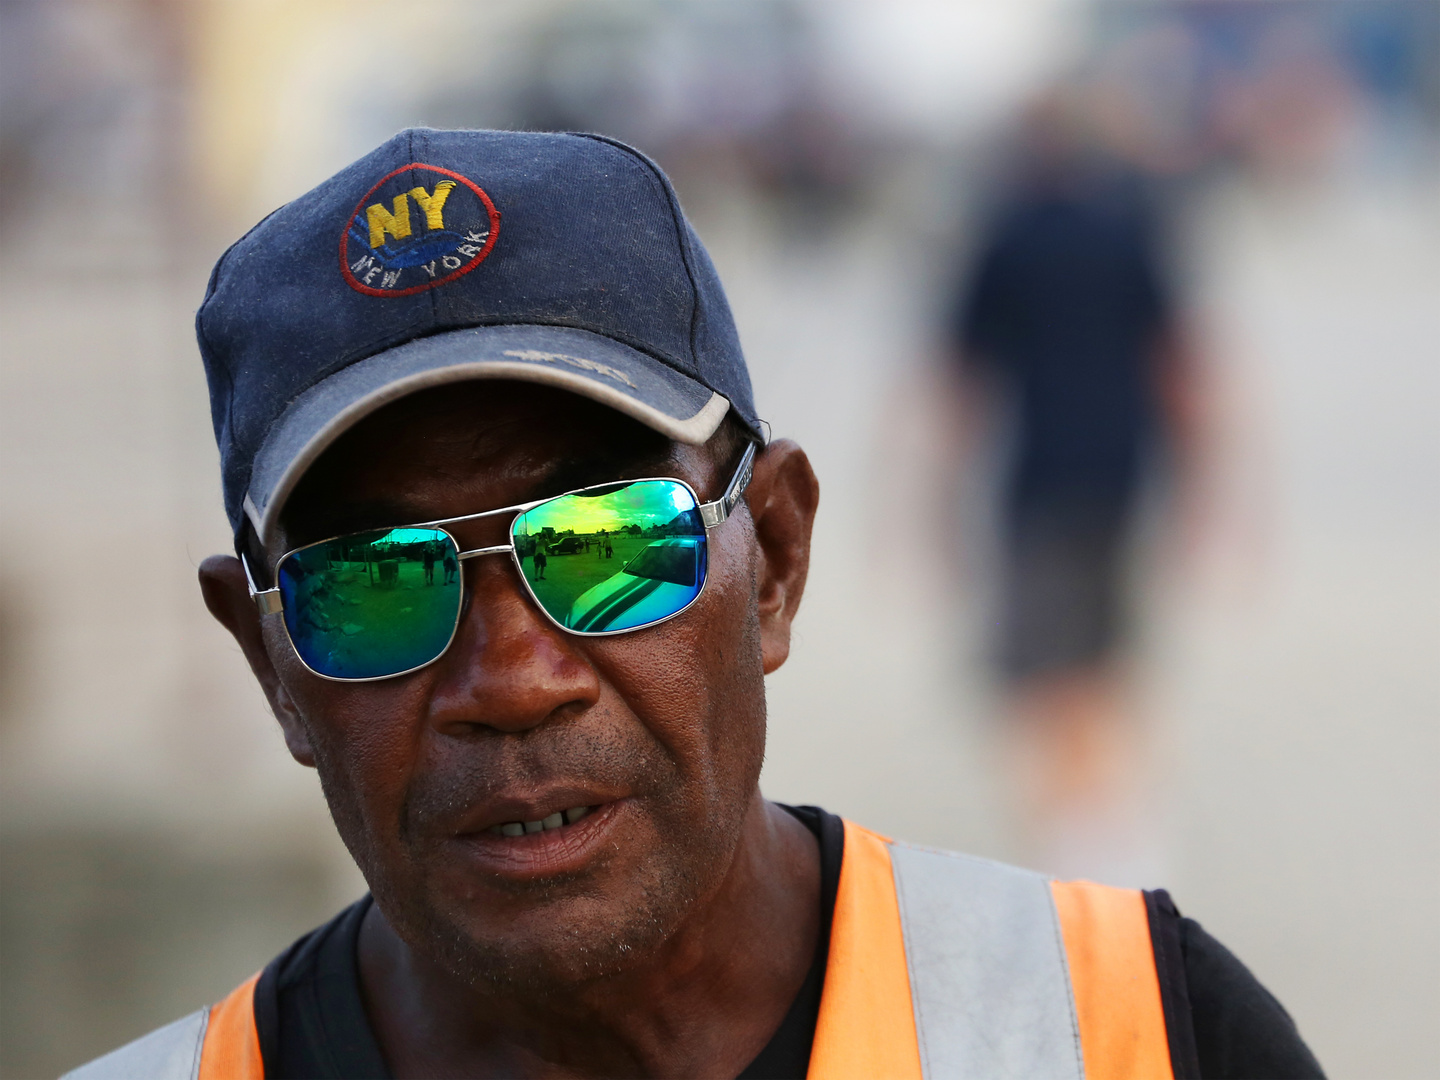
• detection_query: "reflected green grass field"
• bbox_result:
[287,554,460,678]
[310,560,457,632]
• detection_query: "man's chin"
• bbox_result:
[377,799,740,993]
[422,890,688,993]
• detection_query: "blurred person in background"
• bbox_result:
[63,127,1321,1080]
[949,93,1202,886]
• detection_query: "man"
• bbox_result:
[67,130,1320,1079]
[948,99,1203,885]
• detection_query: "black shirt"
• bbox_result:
[954,175,1171,509]
[253,806,1322,1079]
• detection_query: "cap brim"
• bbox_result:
[243,324,730,545]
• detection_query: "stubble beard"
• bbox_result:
[389,786,749,1000]
[315,738,756,1002]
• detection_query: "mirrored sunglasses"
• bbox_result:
[244,443,756,681]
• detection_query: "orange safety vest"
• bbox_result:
[65,819,1172,1080]
[809,821,1173,1079]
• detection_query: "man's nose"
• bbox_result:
[426,553,601,735]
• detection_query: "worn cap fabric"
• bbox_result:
[197,128,760,546]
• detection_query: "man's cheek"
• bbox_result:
[303,703,413,845]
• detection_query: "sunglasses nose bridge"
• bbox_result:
[457,543,513,560]
[445,511,517,557]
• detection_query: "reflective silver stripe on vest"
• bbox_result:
[889,842,1084,1080]
[60,1007,209,1080]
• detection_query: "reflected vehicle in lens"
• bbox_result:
[566,537,705,632]
[510,479,708,632]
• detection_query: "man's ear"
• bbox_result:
[743,439,820,674]
[198,555,316,767]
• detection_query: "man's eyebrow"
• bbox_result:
[283,498,428,547]
[536,447,678,497]
[281,448,678,546]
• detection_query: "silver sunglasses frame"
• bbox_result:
[243,441,757,683]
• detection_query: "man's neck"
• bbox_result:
[357,796,822,1079]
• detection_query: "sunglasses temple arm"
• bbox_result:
[699,441,757,529]
[241,553,284,616]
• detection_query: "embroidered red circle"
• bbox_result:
[339,163,500,297]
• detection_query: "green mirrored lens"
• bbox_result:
[278,527,461,679]
[512,480,706,633]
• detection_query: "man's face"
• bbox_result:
[263,384,768,990]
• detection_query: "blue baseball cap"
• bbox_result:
[197,128,762,546]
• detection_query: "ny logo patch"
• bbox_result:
[341,163,500,297]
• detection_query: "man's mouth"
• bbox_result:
[486,804,595,838]
[450,800,625,879]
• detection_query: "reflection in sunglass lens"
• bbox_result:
[512,480,707,633]
[277,527,461,679]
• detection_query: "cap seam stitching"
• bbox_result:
[568,133,708,389]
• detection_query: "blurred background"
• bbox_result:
[0,1,1435,1075]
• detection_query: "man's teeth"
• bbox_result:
[489,805,593,837]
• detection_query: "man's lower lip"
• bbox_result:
[451,800,623,877]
